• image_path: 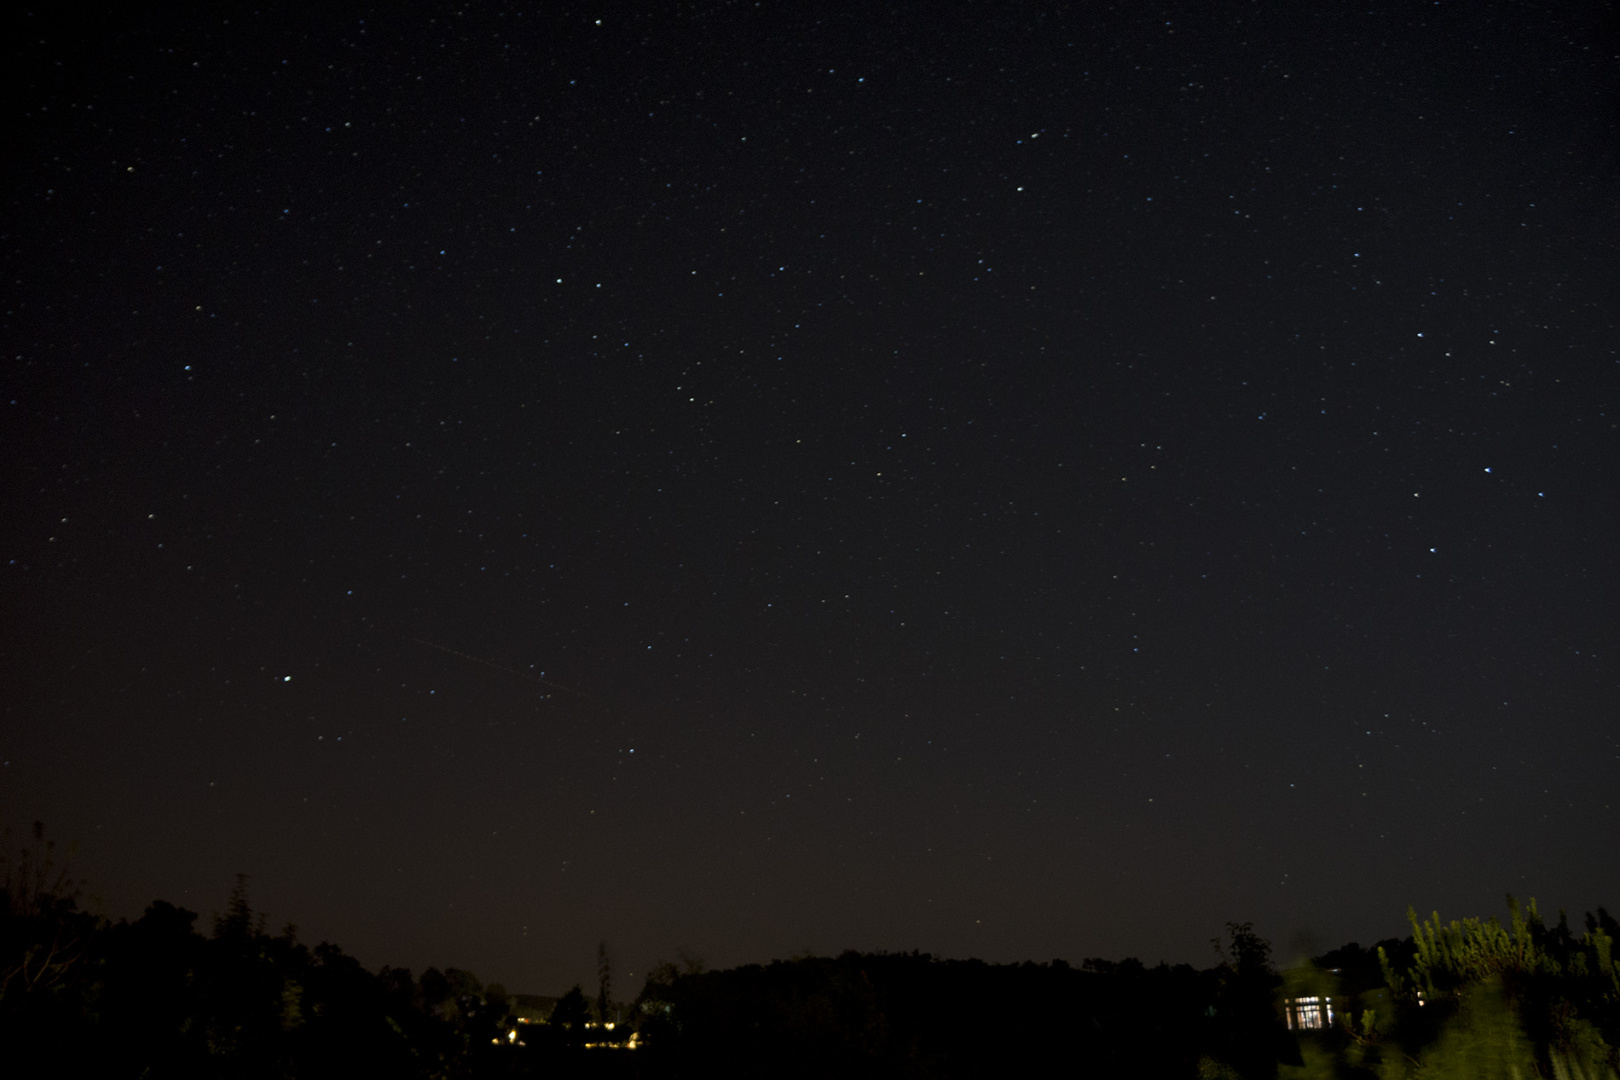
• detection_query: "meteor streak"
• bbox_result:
[407,637,591,698]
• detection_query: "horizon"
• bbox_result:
[26,840,1582,996]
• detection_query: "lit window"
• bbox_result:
[1286,996,1335,1031]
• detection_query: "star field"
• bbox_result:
[2,2,1616,994]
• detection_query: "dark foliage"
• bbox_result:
[0,832,517,1078]
[633,949,1237,1079]
[8,826,1616,1078]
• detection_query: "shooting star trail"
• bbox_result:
[407,637,592,698]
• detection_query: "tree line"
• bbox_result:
[3,823,1616,1078]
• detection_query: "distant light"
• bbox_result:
[283,676,292,682]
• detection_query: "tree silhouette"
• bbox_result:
[0,821,94,1003]
[1200,922,1294,1080]
[597,940,614,1025]
[551,983,591,1048]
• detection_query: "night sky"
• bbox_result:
[4,2,1617,996]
